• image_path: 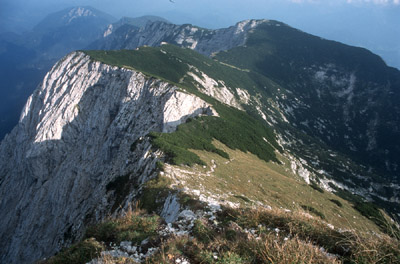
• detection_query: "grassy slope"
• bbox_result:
[213,22,400,218]
[165,140,382,234]
[43,46,400,263]
[149,106,279,166]
[43,176,400,264]
[84,45,280,97]
[215,21,400,183]
[85,45,395,232]
[215,20,390,87]
[85,46,280,165]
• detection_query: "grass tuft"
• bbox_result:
[301,205,326,220]
[38,238,104,264]
[43,198,400,264]
[85,208,161,245]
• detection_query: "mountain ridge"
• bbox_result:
[84,43,400,215]
[89,19,267,57]
[0,50,224,263]
[1,18,400,263]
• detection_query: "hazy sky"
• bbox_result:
[2,0,399,28]
[1,0,399,68]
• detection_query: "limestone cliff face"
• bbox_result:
[90,19,266,56]
[0,51,216,264]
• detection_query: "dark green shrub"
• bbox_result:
[301,205,326,220]
[117,215,160,244]
[225,229,238,241]
[330,199,343,207]
[156,161,165,171]
[140,176,171,213]
[106,174,133,212]
[234,195,251,203]
[43,238,103,264]
[85,221,118,243]
[354,202,382,221]
[310,181,324,193]
[193,219,214,243]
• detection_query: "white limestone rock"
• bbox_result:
[93,19,267,57]
[187,70,241,109]
[163,91,217,133]
[0,51,218,264]
[160,194,181,223]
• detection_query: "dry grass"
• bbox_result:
[254,236,340,264]
[147,222,340,264]
[96,254,138,264]
[38,238,104,264]
[220,206,400,264]
[42,199,400,264]
[344,232,400,263]
[163,140,384,234]
[85,203,161,245]
[38,138,400,264]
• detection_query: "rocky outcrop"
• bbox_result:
[89,19,266,56]
[0,51,217,264]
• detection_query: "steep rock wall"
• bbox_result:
[0,51,216,263]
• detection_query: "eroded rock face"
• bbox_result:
[90,19,267,56]
[0,51,216,264]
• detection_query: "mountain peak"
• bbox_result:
[233,19,270,35]
[32,6,115,32]
[63,7,97,24]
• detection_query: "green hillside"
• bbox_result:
[41,29,399,262]
[215,21,400,186]
[85,36,400,215]
[85,46,281,166]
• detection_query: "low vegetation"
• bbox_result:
[150,206,400,264]
[38,238,104,264]
[42,202,400,264]
[329,199,343,207]
[332,187,400,239]
[163,141,385,233]
[140,176,172,213]
[300,205,326,220]
[85,214,160,246]
[354,202,400,240]
[85,46,280,167]
[310,181,325,193]
[80,45,400,263]
[149,106,278,166]
[41,156,400,264]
